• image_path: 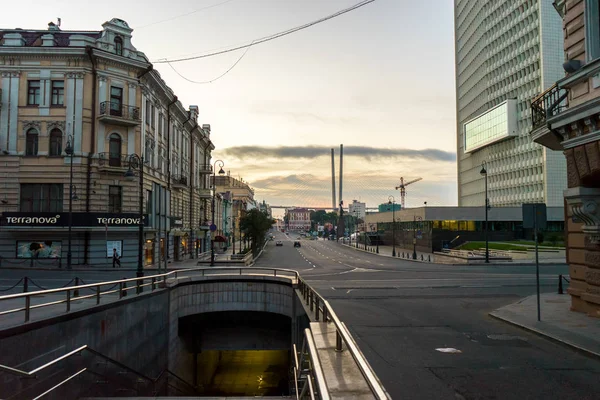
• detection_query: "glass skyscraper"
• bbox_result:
[454,0,567,207]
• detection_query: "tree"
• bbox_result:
[240,209,275,256]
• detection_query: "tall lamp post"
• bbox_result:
[64,134,75,270]
[124,154,145,284]
[412,216,423,260]
[388,196,396,257]
[354,210,359,248]
[210,160,225,266]
[480,161,490,263]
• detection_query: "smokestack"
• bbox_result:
[331,148,336,210]
[339,144,343,210]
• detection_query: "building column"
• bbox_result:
[566,187,600,318]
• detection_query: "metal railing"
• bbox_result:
[297,279,391,399]
[0,344,197,398]
[172,174,188,186]
[0,267,390,399]
[292,330,329,400]
[99,101,141,122]
[197,164,213,174]
[531,83,568,130]
[558,274,571,294]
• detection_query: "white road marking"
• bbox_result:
[347,289,354,294]
[331,287,336,290]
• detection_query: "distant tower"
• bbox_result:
[331,148,336,210]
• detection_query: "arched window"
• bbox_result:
[25,128,38,156]
[114,36,123,56]
[109,133,122,167]
[49,129,63,156]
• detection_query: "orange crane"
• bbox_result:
[395,177,423,209]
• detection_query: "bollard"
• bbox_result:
[122,279,128,297]
[421,254,423,261]
[558,275,563,294]
[23,277,28,293]
[74,277,80,298]
[428,255,431,262]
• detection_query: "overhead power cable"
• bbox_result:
[135,0,238,30]
[153,0,375,64]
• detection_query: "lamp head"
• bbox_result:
[124,168,136,181]
[480,166,487,176]
[218,166,225,175]
[64,137,73,156]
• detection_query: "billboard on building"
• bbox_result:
[16,241,62,258]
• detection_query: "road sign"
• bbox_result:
[417,230,422,239]
[210,223,217,232]
[522,203,547,230]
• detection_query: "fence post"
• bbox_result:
[315,297,320,321]
[25,296,30,322]
[96,285,101,304]
[23,277,28,293]
[66,289,71,312]
[335,330,343,352]
[558,275,563,294]
[74,277,80,297]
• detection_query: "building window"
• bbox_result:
[108,185,122,213]
[49,129,62,156]
[145,100,151,125]
[25,128,38,156]
[27,81,41,105]
[586,0,600,61]
[158,114,164,136]
[51,80,64,106]
[20,183,63,212]
[151,105,155,128]
[110,86,123,117]
[114,36,123,56]
[109,133,122,167]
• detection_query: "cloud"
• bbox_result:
[218,145,456,162]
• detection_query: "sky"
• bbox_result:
[2,0,458,218]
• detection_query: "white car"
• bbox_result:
[276,241,283,246]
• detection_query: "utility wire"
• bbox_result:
[166,40,255,84]
[153,0,375,64]
[135,0,237,30]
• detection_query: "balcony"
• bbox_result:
[530,83,568,150]
[196,188,211,198]
[94,152,131,173]
[198,164,212,174]
[172,174,188,189]
[98,101,141,127]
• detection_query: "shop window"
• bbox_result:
[20,183,63,212]
[108,185,122,213]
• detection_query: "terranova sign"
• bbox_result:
[1,212,149,227]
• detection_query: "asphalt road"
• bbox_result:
[258,231,600,400]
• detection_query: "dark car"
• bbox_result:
[294,241,301,248]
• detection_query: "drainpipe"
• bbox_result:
[84,46,97,265]
[165,96,178,271]
[188,123,198,259]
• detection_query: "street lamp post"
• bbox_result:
[124,154,145,285]
[388,196,396,257]
[480,161,490,263]
[64,134,75,270]
[413,215,423,260]
[354,210,359,248]
[376,223,379,253]
[232,218,236,255]
[210,160,225,266]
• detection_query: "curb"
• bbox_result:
[489,310,600,359]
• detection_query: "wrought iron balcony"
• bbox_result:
[172,174,188,188]
[98,101,141,126]
[198,164,213,174]
[94,152,148,173]
[531,83,568,130]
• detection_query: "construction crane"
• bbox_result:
[395,177,423,209]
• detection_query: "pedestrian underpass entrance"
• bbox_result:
[178,311,291,396]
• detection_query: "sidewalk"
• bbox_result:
[338,240,566,266]
[490,293,600,358]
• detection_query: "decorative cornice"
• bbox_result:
[570,122,583,137]
[47,121,66,132]
[1,71,20,78]
[21,120,41,132]
[565,187,600,245]
[65,72,84,79]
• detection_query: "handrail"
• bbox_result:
[32,368,87,400]
[532,82,557,103]
[298,277,392,399]
[304,328,330,400]
[0,267,389,399]
[0,344,197,398]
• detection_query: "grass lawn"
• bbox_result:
[510,240,565,248]
[457,242,528,251]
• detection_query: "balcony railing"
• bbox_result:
[172,175,188,188]
[95,152,130,170]
[531,83,568,130]
[198,164,212,174]
[98,101,141,126]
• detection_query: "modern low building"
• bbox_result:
[0,18,214,268]
[349,200,366,219]
[365,206,565,253]
[454,0,567,208]
[529,0,600,317]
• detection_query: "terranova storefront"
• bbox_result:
[0,212,149,268]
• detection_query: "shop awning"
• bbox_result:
[213,235,227,242]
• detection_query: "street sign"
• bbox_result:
[210,223,217,232]
[522,203,547,230]
[417,230,422,239]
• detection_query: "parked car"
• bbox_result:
[276,241,283,246]
[294,241,301,248]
